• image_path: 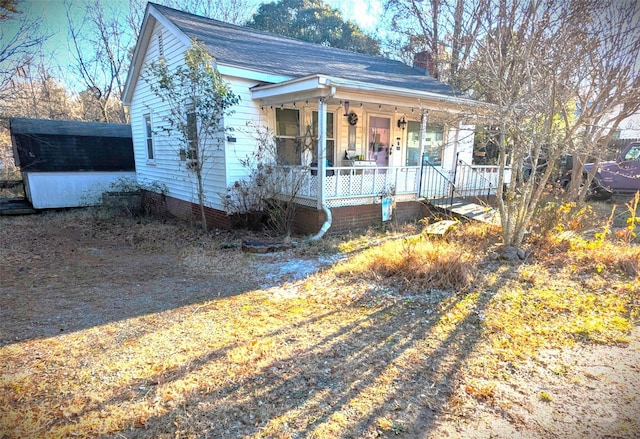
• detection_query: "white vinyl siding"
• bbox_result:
[130,23,208,207]
[222,76,268,186]
[129,23,265,211]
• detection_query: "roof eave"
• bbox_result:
[251,75,492,113]
[250,75,334,104]
[217,64,293,84]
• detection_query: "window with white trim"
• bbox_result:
[275,108,301,165]
[312,111,335,166]
[185,106,198,165]
[406,121,444,166]
[144,113,154,160]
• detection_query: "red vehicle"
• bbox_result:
[561,142,640,200]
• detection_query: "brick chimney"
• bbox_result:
[413,51,434,76]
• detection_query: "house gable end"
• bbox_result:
[122,3,191,106]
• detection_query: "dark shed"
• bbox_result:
[9,118,136,209]
[10,118,134,173]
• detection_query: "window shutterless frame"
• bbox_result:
[144,113,154,161]
[275,108,301,165]
[312,111,335,166]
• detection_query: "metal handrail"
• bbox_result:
[455,154,493,202]
[420,157,456,207]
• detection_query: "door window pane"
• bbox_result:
[369,116,390,166]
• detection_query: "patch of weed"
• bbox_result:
[332,235,475,292]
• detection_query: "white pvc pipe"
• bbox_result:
[310,203,332,240]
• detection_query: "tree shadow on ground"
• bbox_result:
[1,212,515,438]
[106,275,508,438]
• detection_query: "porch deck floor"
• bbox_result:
[428,197,500,226]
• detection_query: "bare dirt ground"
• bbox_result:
[1,209,639,438]
[0,215,260,345]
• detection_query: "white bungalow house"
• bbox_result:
[123,2,505,234]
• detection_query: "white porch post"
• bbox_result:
[416,109,428,199]
[316,97,328,209]
[419,109,428,159]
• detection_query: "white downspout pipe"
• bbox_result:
[311,86,335,240]
[311,204,333,240]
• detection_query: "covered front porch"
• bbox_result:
[279,160,509,209]
[251,74,508,213]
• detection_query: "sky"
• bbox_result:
[17,0,383,30]
[6,0,383,91]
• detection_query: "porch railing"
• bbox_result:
[285,165,421,207]
[419,160,455,207]
[276,162,509,209]
[454,156,494,202]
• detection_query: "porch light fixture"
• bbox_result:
[397,116,408,130]
[343,101,350,116]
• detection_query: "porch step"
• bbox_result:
[428,197,500,226]
[0,197,36,215]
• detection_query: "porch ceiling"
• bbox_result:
[251,74,491,115]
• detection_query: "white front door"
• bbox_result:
[368,116,390,167]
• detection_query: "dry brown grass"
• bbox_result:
[331,235,475,292]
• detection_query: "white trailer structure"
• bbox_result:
[10,118,135,209]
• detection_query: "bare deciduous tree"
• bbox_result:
[0,1,49,103]
[127,0,255,44]
[390,0,640,247]
[384,0,487,87]
[178,0,255,25]
[8,59,77,121]
[144,41,240,232]
[558,0,640,202]
[65,0,132,123]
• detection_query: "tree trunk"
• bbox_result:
[196,168,208,233]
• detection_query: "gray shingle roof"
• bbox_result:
[151,3,459,97]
